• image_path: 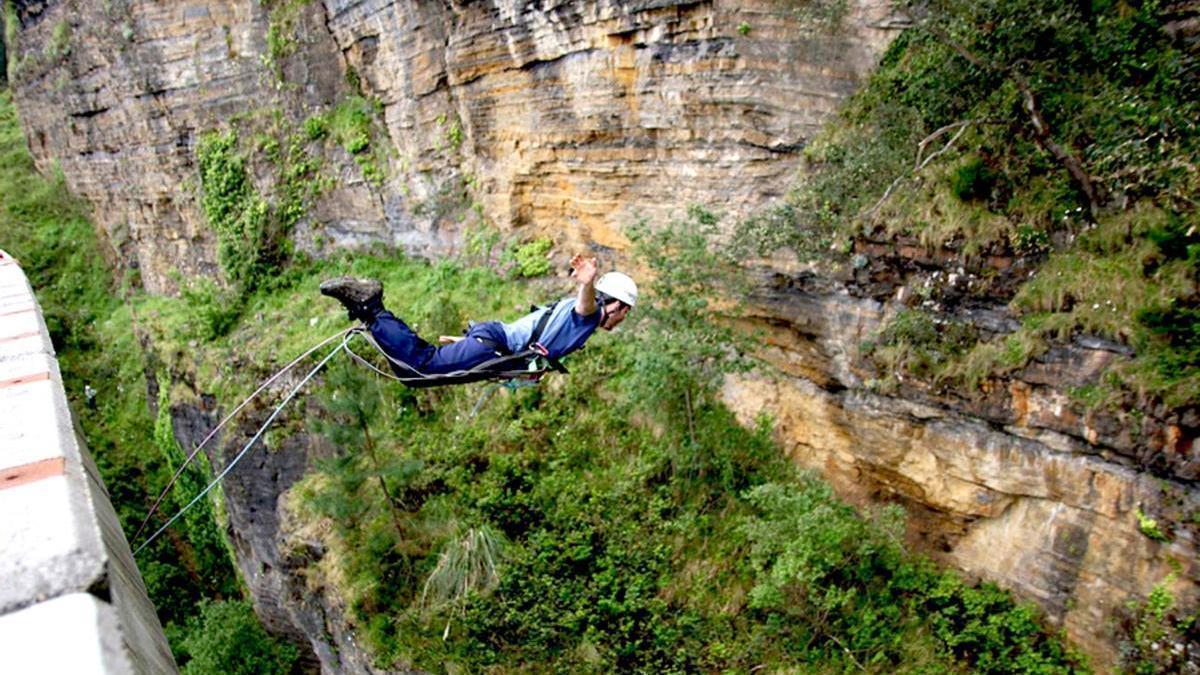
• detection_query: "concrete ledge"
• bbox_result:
[0,249,177,673]
[0,593,134,674]
[0,473,107,612]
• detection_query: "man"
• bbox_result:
[319,255,636,376]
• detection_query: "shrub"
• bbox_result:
[624,206,754,446]
[302,114,327,140]
[864,309,979,385]
[512,237,553,277]
[178,600,299,675]
[179,276,240,340]
[950,155,997,202]
[1119,576,1199,674]
[196,129,280,292]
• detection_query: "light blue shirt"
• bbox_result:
[501,296,601,360]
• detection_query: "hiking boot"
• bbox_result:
[320,276,384,322]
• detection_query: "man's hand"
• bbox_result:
[571,254,599,316]
[570,254,598,286]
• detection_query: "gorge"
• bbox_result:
[3,0,1197,671]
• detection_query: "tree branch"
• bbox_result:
[864,118,992,219]
[918,21,1100,219]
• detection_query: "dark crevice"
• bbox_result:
[69,106,110,120]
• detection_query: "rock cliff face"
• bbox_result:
[7,0,1196,670]
[723,263,1198,665]
[170,390,392,674]
[7,0,896,292]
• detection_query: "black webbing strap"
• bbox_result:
[526,301,558,349]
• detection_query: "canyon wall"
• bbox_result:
[6,0,1195,669]
[7,0,897,292]
[724,263,1198,665]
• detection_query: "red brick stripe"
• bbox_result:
[0,457,66,490]
[0,330,39,343]
[0,371,50,388]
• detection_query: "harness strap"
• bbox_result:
[526,301,557,350]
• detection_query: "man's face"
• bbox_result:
[600,300,630,331]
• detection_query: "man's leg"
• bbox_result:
[321,278,506,376]
[321,277,434,372]
[422,324,508,374]
[367,311,438,370]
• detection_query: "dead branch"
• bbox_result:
[918,22,1101,219]
[864,118,991,219]
[1011,69,1099,218]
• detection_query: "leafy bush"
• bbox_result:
[950,155,997,202]
[302,115,327,141]
[512,237,553,278]
[1119,576,1199,674]
[178,600,299,675]
[624,206,753,446]
[741,480,1083,672]
[179,276,240,340]
[196,129,280,293]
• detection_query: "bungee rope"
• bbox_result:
[133,325,552,555]
[132,327,355,544]
[134,339,345,555]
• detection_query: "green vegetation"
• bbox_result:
[261,0,312,80]
[512,236,553,277]
[1135,507,1171,543]
[177,600,300,675]
[436,112,464,151]
[0,90,294,672]
[196,129,277,293]
[1119,575,1199,674]
[45,20,70,59]
[304,96,388,185]
[194,108,333,301]
[153,372,239,593]
[862,308,979,390]
[3,2,18,83]
[738,0,1200,409]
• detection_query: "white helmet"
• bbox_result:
[595,272,638,307]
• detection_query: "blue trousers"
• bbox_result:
[367,312,510,375]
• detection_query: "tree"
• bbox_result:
[624,205,754,447]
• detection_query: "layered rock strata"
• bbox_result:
[9,0,1197,670]
[722,264,1198,665]
[7,0,897,292]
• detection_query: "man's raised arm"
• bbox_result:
[571,254,599,316]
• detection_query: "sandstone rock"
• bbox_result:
[724,278,1200,667]
[9,0,897,292]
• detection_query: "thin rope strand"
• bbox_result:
[134,341,344,556]
[132,327,353,543]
